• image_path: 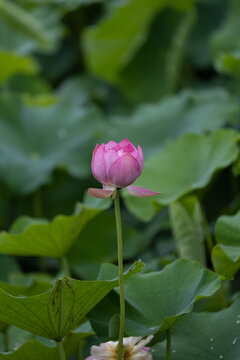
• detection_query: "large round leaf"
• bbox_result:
[0,50,37,83]
[123,129,239,220]
[0,272,52,297]
[83,0,197,83]
[124,259,221,334]
[0,0,62,52]
[169,195,206,264]
[94,259,221,336]
[211,0,240,78]
[0,322,94,359]
[0,261,142,340]
[153,299,240,359]
[118,9,195,102]
[0,256,19,282]
[212,210,240,278]
[108,88,239,157]
[214,51,240,78]
[0,94,105,194]
[0,203,102,258]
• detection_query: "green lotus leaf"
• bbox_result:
[0,274,52,297]
[169,195,206,265]
[0,8,62,55]
[215,51,240,78]
[0,256,19,282]
[212,210,240,278]
[117,9,195,102]
[211,0,240,78]
[0,321,94,359]
[0,50,37,83]
[0,93,105,194]
[0,0,58,51]
[109,88,239,158]
[83,0,197,83]
[0,203,102,258]
[153,299,240,359]
[0,260,143,340]
[123,129,239,221]
[93,259,221,336]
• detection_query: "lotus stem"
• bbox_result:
[57,340,66,360]
[61,257,71,277]
[166,329,171,360]
[114,190,125,360]
[3,330,8,352]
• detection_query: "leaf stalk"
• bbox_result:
[61,257,71,277]
[57,340,66,360]
[114,190,125,360]
[166,329,171,360]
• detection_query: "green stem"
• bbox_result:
[39,257,47,273]
[61,257,71,277]
[166,330,171,360]
[57,341,66,360]
[202,209,214,253]
[77,339,84,360]
[3,330,8,352]
[33,188,42,218]
[198,196,214,254]
[33,188,48,273]
[114,190,125,360]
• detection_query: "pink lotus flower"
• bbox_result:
[85,335,153,360]
[88,138,160,199]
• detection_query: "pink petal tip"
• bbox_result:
[126,186,161,197]
[88,188,114,199]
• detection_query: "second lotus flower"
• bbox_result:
[85,335,154,360]
[88,138,161,199]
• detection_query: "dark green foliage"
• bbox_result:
[0,0,240,358]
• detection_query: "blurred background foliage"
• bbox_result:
[0,0,240,356]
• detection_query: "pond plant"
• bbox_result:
[88,138,160,360]
[0,0,240,359]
